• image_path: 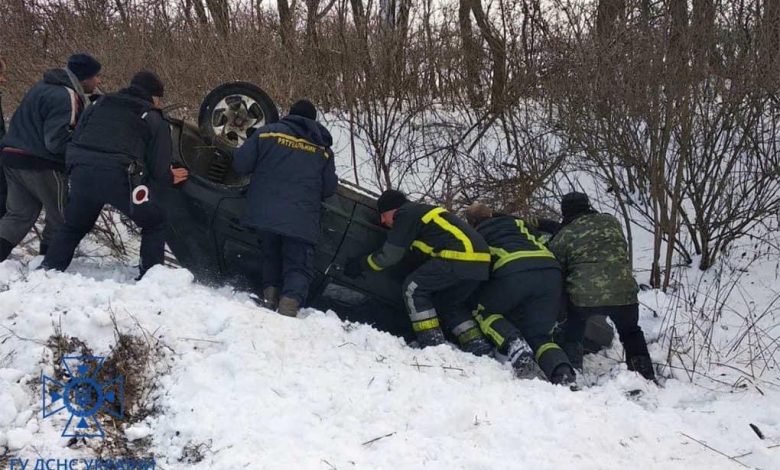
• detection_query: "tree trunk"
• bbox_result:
[205,0,231,36]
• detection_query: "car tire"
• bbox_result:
[198,82,279,155]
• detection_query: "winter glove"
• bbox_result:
[343,256,368,279]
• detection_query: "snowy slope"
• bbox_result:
[0,260,778,469]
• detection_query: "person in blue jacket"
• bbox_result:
[232,100,337,317]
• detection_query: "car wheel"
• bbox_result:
[198,82,279,155]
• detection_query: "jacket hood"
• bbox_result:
[280,115,333,148]
[42,69,75,88]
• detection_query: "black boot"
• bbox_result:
[628,355,656,382]
[39,242,49,256]
[536,342,576,384]
[415,327,446,348]
[461,337,493,356]
[0,238,13,262]
[455,323,493,356]
[550,364,577,387]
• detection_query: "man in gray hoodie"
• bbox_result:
[0,53,101,261]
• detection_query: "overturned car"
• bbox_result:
[160,83,614,350]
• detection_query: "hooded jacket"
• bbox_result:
[0,69,84,171]
[232,115,338,244]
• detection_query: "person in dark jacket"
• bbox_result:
[41,71,187,277]
[0,57,7,219]
[548,192,655,381]
[464,203,575,384]
[344,190,494,355]
[0,53,101,261]
[232,99,337,317]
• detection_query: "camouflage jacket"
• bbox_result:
[547,213,638,307]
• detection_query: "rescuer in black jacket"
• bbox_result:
[465,203,575,385]
[42,71,188,277]
[344,190,493,354]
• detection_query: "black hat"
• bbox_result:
[377,189,408,214]
[67,53,101,81]
[289,99,317,120]
[130,71,165,97]
[561,192,591,219]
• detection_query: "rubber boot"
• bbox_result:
[0,238,13,262]
[550,364,577,387]
[536,342,576,384]
[415,327,446,348]
[262,286,280,311]
[628,355,656,382]
[277,296,300,317]
[39,242,49,256]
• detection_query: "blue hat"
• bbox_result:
[67,53,101,81]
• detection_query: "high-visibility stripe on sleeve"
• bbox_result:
[366,254,383,271]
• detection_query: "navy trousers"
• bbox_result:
[260,232,314,304]
[43,165,166,274]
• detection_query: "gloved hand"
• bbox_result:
[343,256,368,279]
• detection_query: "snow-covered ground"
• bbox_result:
[0,114,777,468]
[0,256,778,469]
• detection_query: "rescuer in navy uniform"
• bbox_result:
[232,100,338,317]
[42,71,188,277]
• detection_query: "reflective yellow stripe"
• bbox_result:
[412,241,491,262]
[411,207,490,262]
[488,219,556,271]
[412,317,440,332]
[491,248,556,270]
[457,327,483,345]
[517,219,551,252]
[474,308,506,347]
[366,254,383,271]
[535,342,562,362]
[258,132,328,156]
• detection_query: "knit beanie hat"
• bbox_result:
[67,53,101,81]
[130,71,165,97]
[289,99,317,120]
[377,189,408,214]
